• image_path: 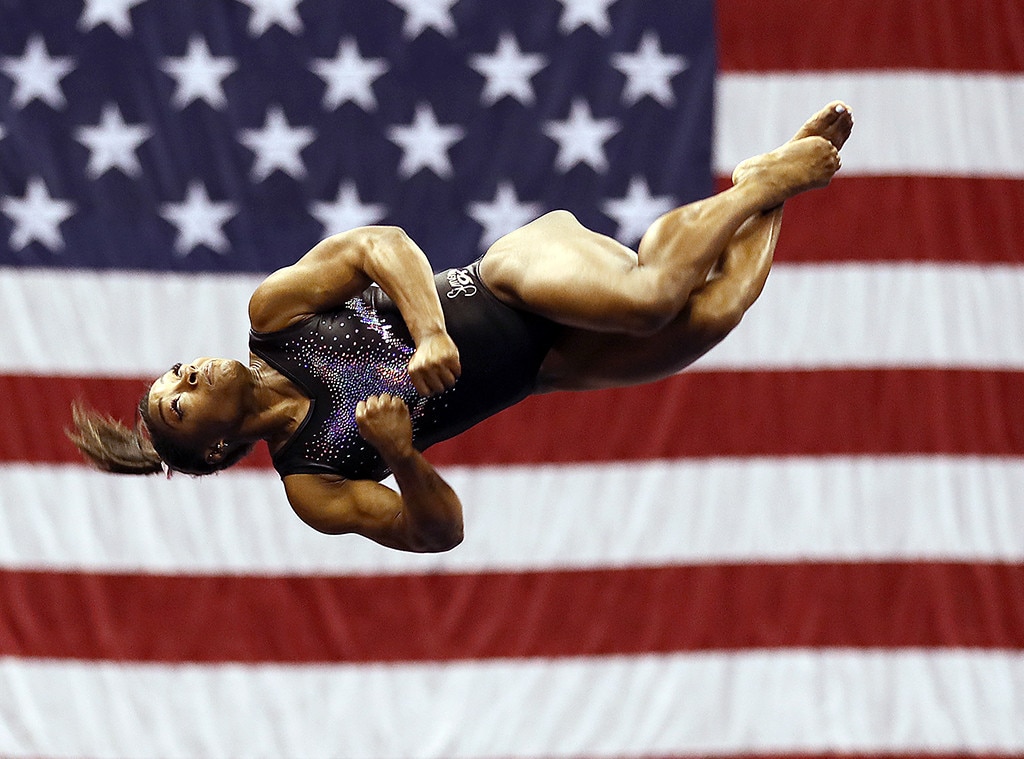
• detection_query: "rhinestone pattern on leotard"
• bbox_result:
[252,264,557,482]
[275,296,430,479]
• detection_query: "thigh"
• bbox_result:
[536,317,723,392]
[479,211,652,332]
[535,208,782,391]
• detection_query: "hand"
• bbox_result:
[407,332,461,396]
[356,394,415,459]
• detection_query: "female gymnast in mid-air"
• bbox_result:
[70,102,853,553]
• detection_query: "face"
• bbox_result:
[146,357,251,444]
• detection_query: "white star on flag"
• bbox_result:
[468,182,543,248]
[543,98,620,173]
[388,0,459,39]
[602,175,677,244]
[160,181,238,256]
[235,0,304,36]
[469,33,547,106]
[387,102,465,179]
[74,103,152,178]
[557,0,618,34]
[1,177,76,251]
[1,35,76,109]
[311,182,388,235]
[238,105,316,181]
[78,0,148,36]
[161,36,237,109]
[310,38,388,111]
[612,32,688,107]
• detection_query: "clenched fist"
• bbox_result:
[407,332,461,396]
[356,393,414,458]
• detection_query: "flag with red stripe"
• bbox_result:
[2,0,1023,757]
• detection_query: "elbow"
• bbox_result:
[442,523,465,551]
[415,520,464,553]
[364,225,412,256]
[361,226,420,271]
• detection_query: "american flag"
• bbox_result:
[1,0,1023,756]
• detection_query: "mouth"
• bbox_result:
[203,361,214,385]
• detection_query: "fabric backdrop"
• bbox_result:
[1,0,1022,757]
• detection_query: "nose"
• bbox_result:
[178,364,200,388]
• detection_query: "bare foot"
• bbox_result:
[731,136,841,210]
[732,101,853,189]
[791,101,854,150]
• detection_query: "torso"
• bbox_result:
[250,262,556,481]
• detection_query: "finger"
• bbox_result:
[421,376,444,396]
[415,366,448,396]
[437,367,457,389]
[386,395,411,416]
[433,368,457,393]
[410,373,432,397]
[363,394,387,414]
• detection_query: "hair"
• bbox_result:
[66,400,163,475]
[67,391,254,477]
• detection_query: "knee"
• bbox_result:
[687,289,747,336]
[618,286,682,336]
[607,266,713,335]
[637,202,704,254]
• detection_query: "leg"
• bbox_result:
[685,207,782,334]
[533,102,854,391]
[481,128,840,337]
[536,206,783,391]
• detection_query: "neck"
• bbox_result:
[240,359,310,448]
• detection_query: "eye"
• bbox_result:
[171,362,182,377]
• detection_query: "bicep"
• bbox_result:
[248,230,379,332]
[283,473,416,551]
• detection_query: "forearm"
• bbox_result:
[384,448,464,552]
[353,228,461,395]
[357,227,448,345]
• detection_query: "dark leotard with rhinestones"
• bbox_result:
[249,262,557,482]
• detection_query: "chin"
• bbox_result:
[217,358,249,382]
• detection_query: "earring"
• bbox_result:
[208,441,228,463]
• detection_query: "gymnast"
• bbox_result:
[70,102,853,552]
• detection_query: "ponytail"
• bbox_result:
[66,401,164,475]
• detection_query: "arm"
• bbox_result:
[282,394,464,552]
[249,226,461,395]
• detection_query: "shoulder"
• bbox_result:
[247,226,406,333]
[247,265,309,333]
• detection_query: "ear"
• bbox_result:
[205,440,229,465]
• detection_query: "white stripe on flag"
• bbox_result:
[715,71,1024,177]
[705,263,1024,369]
[2,650,1022,759]
[3,263,1023,374]
[0,268,258,377]
[3,456,1022,574]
